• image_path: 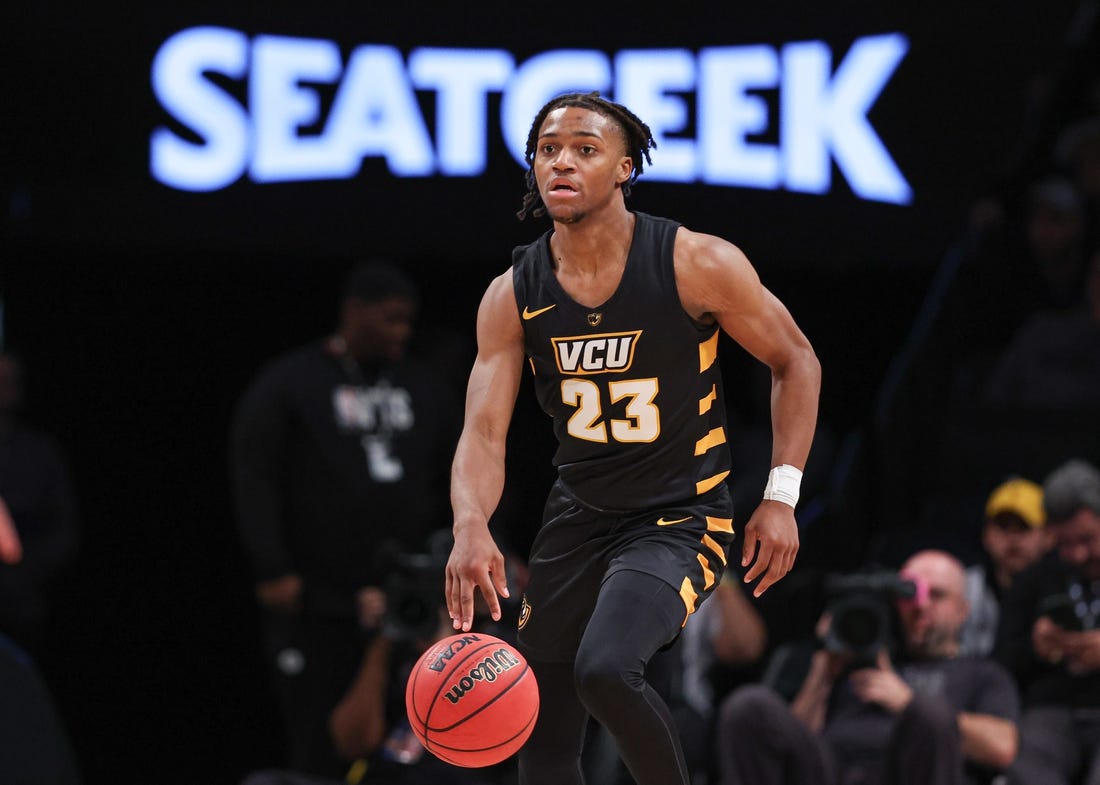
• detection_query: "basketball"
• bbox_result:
[405,632,539,767]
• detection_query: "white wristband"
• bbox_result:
[763,464,802,508]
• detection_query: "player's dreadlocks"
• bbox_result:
[516,91,657,221]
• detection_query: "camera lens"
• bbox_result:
[834,605,882,649]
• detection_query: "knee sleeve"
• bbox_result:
[572,571,684,724]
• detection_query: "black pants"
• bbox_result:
[1006,706,1100,785]
[517,570,694,785]
[716,684,968,785]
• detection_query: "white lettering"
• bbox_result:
[699,45,781,189]
[581,339,607,371]
[558,342,584,373]
[604,336,631,369]
[250,35,343,182]
[501,49,612,166]
[614,49,696,181]
[781,34,911,203]
[150,26,249,191]
[150,28,911,204]
[326,45,434,177]
[409,48,514,175]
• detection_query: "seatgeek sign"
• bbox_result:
[150,26,912,204]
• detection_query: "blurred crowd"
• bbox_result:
[2,5,1100,785]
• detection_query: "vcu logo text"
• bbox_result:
[552,331,642,375]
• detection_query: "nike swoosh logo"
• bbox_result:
[656,516,692,526]
[522,304,557,320]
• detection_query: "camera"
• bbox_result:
[823,570,918,666]
[1038,581,1099,632]
[380,531,451,643]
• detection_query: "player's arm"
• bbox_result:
[675,229,821,596]
[446,270,526,632]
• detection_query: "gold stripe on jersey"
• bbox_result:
[699,333,719,372]
[694,427,727,456]
[528,357,536,375]
[696,553,716,590]
[699,384,717,415]
[678,577,700,627]
[696,470,730,495]
[706,516,734,534]
[702,534,727,565]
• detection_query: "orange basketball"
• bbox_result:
[405,632,539,768]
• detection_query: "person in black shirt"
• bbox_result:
[231,261,461,779]
[717,550,1019,785]
[995,458,1100,785]
[445,92,821,785]
[961,477,1052,657]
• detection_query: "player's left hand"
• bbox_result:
[741,499,799,597]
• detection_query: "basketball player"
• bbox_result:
[445,92,821,785]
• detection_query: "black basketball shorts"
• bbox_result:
[516,479,736,663]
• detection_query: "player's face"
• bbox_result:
[533,107,633,224]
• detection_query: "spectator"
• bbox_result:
[1056,116,1100,243]
[995,458,1100,785]
[327,529,504,785]
[953,175,1089,369]
[230,261,461,779]
[717,549,1019,785]
[962,477,1053,656]
[241,531,514,785]
[1023,176,1091,311]
[678,570,769,784]
[0,351,79,659]
[984,246,1100,410]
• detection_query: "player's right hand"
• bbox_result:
[446,526,509,632]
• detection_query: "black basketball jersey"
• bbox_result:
[512,212,733,511]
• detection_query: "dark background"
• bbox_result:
[1,2,1093,783]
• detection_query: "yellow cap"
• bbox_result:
[985,478,1045,528]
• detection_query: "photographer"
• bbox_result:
[994,458,1100,785]
[716,550,1019,785]
[243,532,523,785]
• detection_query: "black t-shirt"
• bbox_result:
[994,550,1100,708]
[822,656,1019,774]
[231,342,460,615]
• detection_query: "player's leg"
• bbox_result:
[517,659,590,785]
[573,569,693,785]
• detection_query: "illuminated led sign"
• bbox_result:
[150,26,911,204]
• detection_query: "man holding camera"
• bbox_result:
[995,458,1100,785]
[716,549,1019,785]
